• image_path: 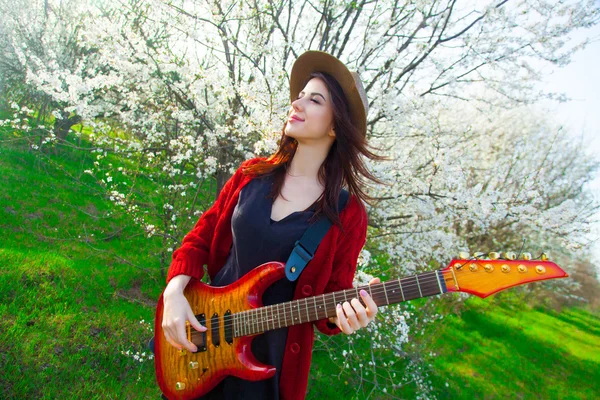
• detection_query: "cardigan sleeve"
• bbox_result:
[166,159,256,283]
[314,198,368,336]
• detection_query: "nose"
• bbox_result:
[291,97,304,111]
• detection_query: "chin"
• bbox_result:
[284,127,300,140]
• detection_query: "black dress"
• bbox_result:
[198,172,316,400]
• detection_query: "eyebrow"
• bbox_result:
[299,91,327,102]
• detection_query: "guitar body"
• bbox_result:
[154,261,286,400]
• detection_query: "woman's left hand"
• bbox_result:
[329,277,380,335]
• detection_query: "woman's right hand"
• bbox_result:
[161,275,207,352]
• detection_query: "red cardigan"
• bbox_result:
[167,157,368,399]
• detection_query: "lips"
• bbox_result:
[289,115,304,122]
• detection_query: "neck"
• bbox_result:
[231,270,448,337]
[288,140,333,182]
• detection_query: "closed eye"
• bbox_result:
[295,93,323,104]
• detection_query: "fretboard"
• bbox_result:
[232,270,447,337]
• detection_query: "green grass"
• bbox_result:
[0,122,164,398]
[1,117,599,399]
[427,299,600,399]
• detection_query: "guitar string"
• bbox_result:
[197,258,542,326]
[188,273,444,338]
[188,264,546,337]
[191,272,446,336]
[200,268,517,331]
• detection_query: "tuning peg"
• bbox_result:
[502,251,517,260]
[473,252,485,259]
[540,252,549,261]
[520,252,531,260]
[458,251,470,260]
[488,252,500,260]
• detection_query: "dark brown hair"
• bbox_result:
[243,72,388,229]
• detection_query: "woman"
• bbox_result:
[160,51,386,399]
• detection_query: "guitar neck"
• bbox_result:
[232,270,447,337]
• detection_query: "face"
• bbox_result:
[285,78,336,143]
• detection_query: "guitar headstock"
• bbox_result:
[441,251,568,298]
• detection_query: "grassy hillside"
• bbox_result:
[0,125,163,398]
[1,123,599,399]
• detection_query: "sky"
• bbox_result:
[538,22,600,265]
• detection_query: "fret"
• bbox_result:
[246,311,250,336]
[382,282,390,305]
[304,298,310,323]
[415,274,423,298]
[239,314,242,336]
[435,271,444,294]
[322,294,327,319]
[282,302,287,328]
[249,310,254,335]
[368,284,373,302]
[258,308,263,333]
[313,296,318,320]
[240,312,244,336]
[233,314,237,337]
[268,306,273,330]
[255,308,260,333]
[297,302,302,324]
[289,301,294,324]
[343,290,348,303]
[332,292,336,308]
[275,304,280,329]
[263,307,268,331]
[398,278,405,301]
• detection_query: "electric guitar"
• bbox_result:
[153,252,567,399]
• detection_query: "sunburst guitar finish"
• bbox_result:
[154,255,567,400]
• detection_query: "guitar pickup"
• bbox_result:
[195,313,207,352]
[224,310,233,345]
[211,313,220,348]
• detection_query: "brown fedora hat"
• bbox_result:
[290,50,368,137]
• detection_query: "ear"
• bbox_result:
[328,126,336,138]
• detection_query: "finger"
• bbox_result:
[162,322,181,349]
[165,335,182,350]
[336,303,353,334]
[187,311,207,332]
[175,320,198,353]
[343,302,360,331]
[350,298,368,327]
[368,277,381,285]
[163,324,184,350]
[360,289,379,319]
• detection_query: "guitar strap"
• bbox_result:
[284,189,350,281]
